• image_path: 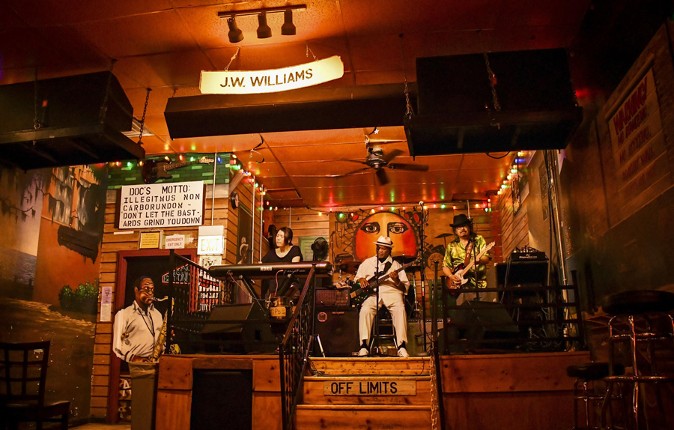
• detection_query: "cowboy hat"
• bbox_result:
[374,236,393,248]
[450,214,472,228]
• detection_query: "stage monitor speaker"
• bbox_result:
[439,301,519,353]
[201,304,276,354]
[314,309,358,356]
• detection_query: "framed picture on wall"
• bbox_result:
[237,205,253,264]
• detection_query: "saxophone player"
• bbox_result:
[112,275,163,429]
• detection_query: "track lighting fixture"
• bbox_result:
[256,12,272,38]
[217,4,306,43]
[227,17,243,43]
[281,9,296,36]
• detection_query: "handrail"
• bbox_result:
[279,265,317,430]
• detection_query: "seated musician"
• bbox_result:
[354,236,410,357]
[261,226,303,300]
[441,214,491,304]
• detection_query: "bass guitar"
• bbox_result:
[349,257,421,307]
[448,241,495,297]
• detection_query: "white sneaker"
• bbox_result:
[397,347,409,358]
[358,347,369,357]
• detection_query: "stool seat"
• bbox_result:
[566,362,624,380]
[603,290,674,315]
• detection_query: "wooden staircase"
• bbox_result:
[296,357,434,429]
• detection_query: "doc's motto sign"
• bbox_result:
[118,181,204,229]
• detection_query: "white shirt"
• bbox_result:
[112,301,163,362]
[354,255,410,293]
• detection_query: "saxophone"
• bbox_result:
[150,311,168,362]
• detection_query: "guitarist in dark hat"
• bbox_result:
[442,214,492,304]
[354,236,410,357]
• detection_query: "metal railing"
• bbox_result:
[279,266,318,430]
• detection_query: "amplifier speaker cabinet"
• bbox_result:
[314,308,359,356]
[201,304,276,354]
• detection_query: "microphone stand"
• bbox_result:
[418,214,428,353]
[369,257,383,356]
[471,237,480,302]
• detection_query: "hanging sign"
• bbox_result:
[200,55,344,95]
[118,181,204,229]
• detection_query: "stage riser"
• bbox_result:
[155,351,590,430]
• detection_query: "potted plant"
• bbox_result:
[75,280,99,314]
[58,285,75,310]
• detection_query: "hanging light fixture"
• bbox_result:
[217,4,306,42]
[281,9,296,35]
[227,17,243,43]
[256,12,272,38]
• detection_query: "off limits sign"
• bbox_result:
[118,181,204,229]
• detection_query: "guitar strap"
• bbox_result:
[462,243,472,267]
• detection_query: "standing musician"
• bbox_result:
[354,236,410,357]
[112,275,163,430]
[442,214,491,304]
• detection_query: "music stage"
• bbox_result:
[154,350,589,430]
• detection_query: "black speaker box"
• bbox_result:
[314,309,359,356]
[439,301,520,353]
[201,304,276,354]
[0,71,144,169]
[406,48,582,155]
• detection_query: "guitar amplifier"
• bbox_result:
[315,288,350,308]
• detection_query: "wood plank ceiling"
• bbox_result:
[0,0,591,209]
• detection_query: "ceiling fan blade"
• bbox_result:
[381,148,404,163]
[367,138,406,144]
[375,168,390,185]
[387,162,430,171]
[295,167,369,178]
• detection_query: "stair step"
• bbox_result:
[309,356,431,376]
[296,404,432,429]
[303,375,432,405]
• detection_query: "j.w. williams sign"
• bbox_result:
[118,181,204,229]
[200,56,344,95]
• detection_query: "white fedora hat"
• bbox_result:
[374,236,393,248]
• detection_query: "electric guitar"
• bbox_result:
[448,241,495,297]
[349,257,421,307]
[142,156,214,184]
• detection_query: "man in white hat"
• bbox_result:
[353,235,410,357]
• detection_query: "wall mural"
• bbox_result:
[330,207,435,265]
[0,164,108,426]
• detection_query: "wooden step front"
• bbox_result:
[296,404,432,429]
[309,356,431,376]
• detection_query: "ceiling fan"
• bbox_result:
[342,146,429,185]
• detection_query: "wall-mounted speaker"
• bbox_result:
[314,309,359,356]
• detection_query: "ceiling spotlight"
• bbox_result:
[257,12,272,38]
[281,9,296,35]
[227,17,243,43]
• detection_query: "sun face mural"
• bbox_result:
[354,211,418,261]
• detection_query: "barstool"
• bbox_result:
[567,362,624,430]
[601,290,674,429]
[370,307,397,355]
